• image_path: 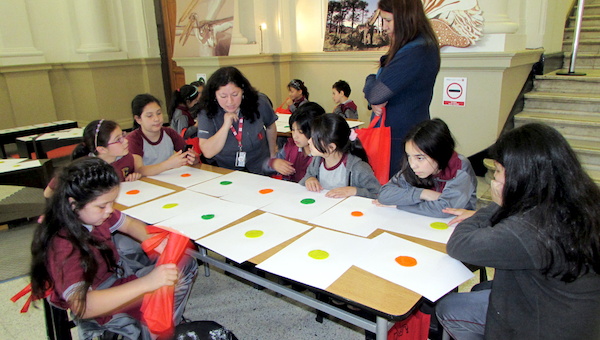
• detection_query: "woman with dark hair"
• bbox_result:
[197,66,277,174]
[363,0,440,178]
[375,118,477,217]
[436,123,600,339]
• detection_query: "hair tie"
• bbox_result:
[349,129,358,142]
[94,119,104,149]
[188,89,198,99]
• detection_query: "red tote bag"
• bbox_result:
[355,108,391,185]
[387,310,431,340]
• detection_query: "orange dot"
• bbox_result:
[180,173,191,177]
[350,211,364,217]
[258,188,274,194]
[126,190,140,195]
[395,256,417,267]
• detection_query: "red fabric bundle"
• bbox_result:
[355,108,391,185]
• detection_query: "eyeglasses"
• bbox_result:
[107,132,127,146]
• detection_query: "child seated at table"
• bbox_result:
[300,114,380,199]
[374,118,477,217]
[264,102,326,182]
[279,79,310,114]
[127,93,199,176]
[332,80,358,119]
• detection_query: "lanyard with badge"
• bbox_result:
[230,116,245,167]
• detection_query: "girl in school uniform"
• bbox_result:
[300,114,380,199]
[283,79,310,113]
[126,93,199,176]
[31,157,198,339]
[374,118,477,217]
[169,84,200,139]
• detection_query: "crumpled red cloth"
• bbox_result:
[10,283,50,313]
[140,225,194,338]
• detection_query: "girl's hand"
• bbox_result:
[223,112,239,128]
[442,208,476,225]
[372,199,396,208]
[142,264,178,292]
[166,150,189,169]
[304,177,322,192]
[272,159,295,176]
[491,179,504,206]
[284,97,293,107]
[371,102,387,116]
[185,149,200,165]
[325,186,357,198]
[125,172,142,181]
[420,189,442,201]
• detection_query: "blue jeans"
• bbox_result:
[436,286,490,340]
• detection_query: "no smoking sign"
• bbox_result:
[443,77,467,106]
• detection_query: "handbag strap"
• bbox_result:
[368,107,387,128]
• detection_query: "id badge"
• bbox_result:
[235,151,246,167]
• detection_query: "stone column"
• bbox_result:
[0,0,45,66]
[73,0,119,53]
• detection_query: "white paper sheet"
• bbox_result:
[308,196,394,237]
[257,227,369,289]
[260,186,343,221]
[197,213,312,264]
[123,190,216,225]
[354,232,473,302]
[0,158,27,166]
[0,159,41,173]
[147,166,223,188]
[275,113,291,133]
[36,128,83,141]
[187,171,275,197]
[159,198,257,240]
[219,176,302,209]
[116,180,175,207]
[378,210,456,244]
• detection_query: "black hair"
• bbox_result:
[489,123,600,282]
[190,79,205,88]
[288,79,310,100]
[169,84,199,123]
[72,120,119,160]
[332,80,351,97]
[197,66,260,123]
[131,93,162,129]
[30,157,121,318]
[310,114,368,163]
[399,118,455,189]
[289,102,326,139]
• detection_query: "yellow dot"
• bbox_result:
[245,230,264,238]
[308,249,329,260]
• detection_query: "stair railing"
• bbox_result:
[558,0,587,76]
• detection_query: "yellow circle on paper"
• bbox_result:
[308,249,329,260]
[162,203,179,209]
[430,222,449,230]
[245,230,264,238]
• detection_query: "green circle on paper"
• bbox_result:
[430,222,449,230]
[162,203,178,209]
[245,230,264,238]
[300,198,315,205]
[308,250,329,260]
[220,181,233,185]
[201,214,215,220]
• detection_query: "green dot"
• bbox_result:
[430,222,449,230]
[245,230,264,238]
[220,181,232,185]
[308,249,329,260]
[201,214,215,220]
[300,198,315,205]
[162,203,178,209]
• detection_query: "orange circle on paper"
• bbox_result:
[395,256,417,267]
[350,211,364,217]
[180,173,191,177]
[126,190,140,195]
[259,188,274,194]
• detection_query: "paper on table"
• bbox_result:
[0,158,27,166]
[188,171,274,197]
[308,196,393,237]
[36,128,83,141]
[123,190,215,225]
[379,210,455,244]
[116,181,175,207]
[275,113,291,133]
[0,159,41,173]
[197,213,312,264]
[260,186,343,221]
[160,198,257,240]
[148,166,223,188]
[354,232,473,302]
[220,176,302,209]
[257,227,369,289]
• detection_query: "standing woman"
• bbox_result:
[436,123,600,339]
[197,66,278,174]
[363,0,440,178]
